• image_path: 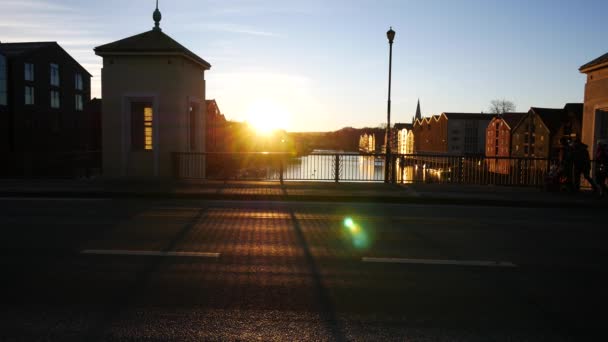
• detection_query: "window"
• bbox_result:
[189,104,199,150]
[75,73,83,90]
[0,54,6,105]
[131,102,153,151]
[25,86,35,105]
[75,94,83,111]
[25,63,35,81]
[50,90,60,108]
[144,107,153,150]
[50,63,60,86]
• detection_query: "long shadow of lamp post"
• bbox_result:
[384,27,395,183]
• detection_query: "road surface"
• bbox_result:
[0,197,606,341]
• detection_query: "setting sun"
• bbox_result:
[244,99,291,134]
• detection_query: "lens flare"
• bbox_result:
[343,217,370,249]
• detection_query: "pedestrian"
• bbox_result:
[558,137,573,192]
[572,138,601,195]
[595,139,608,197]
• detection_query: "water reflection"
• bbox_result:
[281,154,438,182]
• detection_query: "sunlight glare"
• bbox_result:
[244,99,291,134]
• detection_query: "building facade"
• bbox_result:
[393,123,414,154]
[95,5,211,178]
[413,113,490,155]
[485,113,525,173]
[0,42,91,177]
[580,52,608,157]
[511,105,582,160]
[359,133,376,153]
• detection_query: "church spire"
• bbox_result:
[153,0,162,31]
[414,98,422,123]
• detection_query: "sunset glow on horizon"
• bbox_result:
[1,0,606,132]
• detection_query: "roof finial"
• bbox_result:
[153,0,162,31]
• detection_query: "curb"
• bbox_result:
[0,191,604,209]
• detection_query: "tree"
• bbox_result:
[488,99,516,114]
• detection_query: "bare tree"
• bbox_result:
[488,99,516,114]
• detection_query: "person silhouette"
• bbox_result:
[595,139,608,197]
[572,138,600,195]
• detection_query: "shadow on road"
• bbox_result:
[287,201,347,342]
[84,206,208,341]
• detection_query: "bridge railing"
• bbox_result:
[172,152,588,188]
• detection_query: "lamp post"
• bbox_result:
[384,27,395,183]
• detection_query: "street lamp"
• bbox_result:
[384,27,395,183]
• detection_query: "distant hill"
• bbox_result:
[289,127,385,153]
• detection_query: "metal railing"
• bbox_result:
[171,152,577,187]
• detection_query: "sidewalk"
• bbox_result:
[0,179,604,208]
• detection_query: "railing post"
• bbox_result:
[391,154,397,184]
[334,154,340,183]
[458,157,464,184]
[516,158,522,186]
[279,155,284,185]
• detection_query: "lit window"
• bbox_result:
[25,86,35,105]
[51,90,60,108]
[50,63,60,86]
[25,63,34,81]
[75,94,83,111]
[75,73,83,90]
[131,102,153,151]
[144,107,153,150]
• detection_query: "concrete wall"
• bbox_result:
[101,55,206,179]
[582,66,608,157]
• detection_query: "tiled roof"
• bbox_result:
[500,112,526,129]
[563,103,583,122]
[393,123,413,130]
[0,41,92,76]
[0,42,55,57]
[95,29,211,69]
[579,52,608,72]
[529,107,564,132]
[442,113,492,120]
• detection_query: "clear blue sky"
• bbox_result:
[1,0,607,131]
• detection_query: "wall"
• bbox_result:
[582,66,608,157]
[2,44,91,177]
[101,55,206,179]
[511,113,551,159]
[414,115,447,154]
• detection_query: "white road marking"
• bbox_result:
[0,197,109,201]
[362,257,516,268]
[81,249,220,258]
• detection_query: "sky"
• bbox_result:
[1,0,607,132]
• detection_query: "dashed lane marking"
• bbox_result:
[362,257,516,268]
[81,249,220,258]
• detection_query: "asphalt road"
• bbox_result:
[0,197,606,341]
